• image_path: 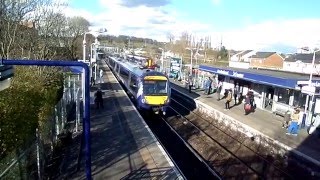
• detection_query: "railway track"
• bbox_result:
[105,59,221,179]
[141,110,222,180]
[169,89,293,179]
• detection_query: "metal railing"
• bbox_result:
[0,73,82,179]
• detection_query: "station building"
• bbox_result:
[197,65,320,117]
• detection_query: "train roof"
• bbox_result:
[110,56,162,77]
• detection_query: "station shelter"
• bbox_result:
[198,65,320,119]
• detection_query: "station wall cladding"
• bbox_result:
[195,100,289,155]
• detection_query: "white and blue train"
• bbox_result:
[106,56,171,115]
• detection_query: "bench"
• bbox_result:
[273,107,288,117]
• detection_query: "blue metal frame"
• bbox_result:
[1,59,92,180]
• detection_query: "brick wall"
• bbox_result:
[250,53,284,69]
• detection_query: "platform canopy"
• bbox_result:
[199,65,320,89]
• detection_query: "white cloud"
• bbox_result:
[61,0,320,53]
[220,19,320,52]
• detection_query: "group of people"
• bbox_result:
[202,77,256,113]
[185,75,320,136]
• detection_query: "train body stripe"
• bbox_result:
[144,96,168,105]
[144,76,167,81]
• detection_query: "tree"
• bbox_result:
[0,0,73,163]
[62,16,90,59]
[217,46,228,60]
[167,32,175,43]
[0,0,40,58]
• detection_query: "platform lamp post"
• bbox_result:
[159,47,164,72]
[185,47,193,73]
[305,49,320,123]
[83,28,107,82]
[91,39,100,81]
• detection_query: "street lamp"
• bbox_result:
[82,28,107,81]
[186,47,193,73]
[159,47,164,72]
[304,49,320,123]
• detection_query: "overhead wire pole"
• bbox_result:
[0,59,92,180]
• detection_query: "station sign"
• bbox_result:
[216,69,245,78]
[301,85,316,95]
[297,80,320,87]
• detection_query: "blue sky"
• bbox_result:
[65,0,320,52]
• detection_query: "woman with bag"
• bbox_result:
[225,89,232,110]
[244,95,251,115]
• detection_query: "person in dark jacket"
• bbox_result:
[95,88,104,109]
[188,74,193,93]
[204,77,213,95]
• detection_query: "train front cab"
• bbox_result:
[138,75,170,115]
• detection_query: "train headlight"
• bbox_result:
[165,98,170,103]
[141,98,146,103]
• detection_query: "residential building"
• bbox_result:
[284,53,320,75]
[229,50,256,69]
[249,52,284,69]
[230,50,256,62]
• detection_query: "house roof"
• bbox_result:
[249,52,276,58]
[236,50,253,57]
[285,53,320,63]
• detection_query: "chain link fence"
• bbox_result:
[0,73,82,180]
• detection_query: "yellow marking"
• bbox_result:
[144,76,167,81]
[144,96,168,105]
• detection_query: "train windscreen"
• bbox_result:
[143,80,167,95]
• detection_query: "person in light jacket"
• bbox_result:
[287,108,300,136]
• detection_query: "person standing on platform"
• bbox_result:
[216,81,222,100]
[282,110,291,128]
[244,95,251,115]
[234,83,240,105]
[205,77,212,95]
[94,88,104,109]
[99,69,104,84]
[188,74,193,93]
[225,89,232,110]
[287,108,300,136]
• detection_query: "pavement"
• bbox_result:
[170,80,320,166]
[57,61,182,180]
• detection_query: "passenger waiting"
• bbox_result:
[282,110,291,128]
[225,89,232,110]
[287,107,300,136]
[204,77,212,95]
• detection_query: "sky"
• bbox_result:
[62,0,320,53]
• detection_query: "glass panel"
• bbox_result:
[143,80,167,95]
[293,90,306,108]
[277,88,292,105]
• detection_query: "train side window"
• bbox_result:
[130,75,138,92]
[120,67,129,82]
[110,60,115,68]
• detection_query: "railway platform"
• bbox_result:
[170,80,320,167]
[57,61,182,179]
